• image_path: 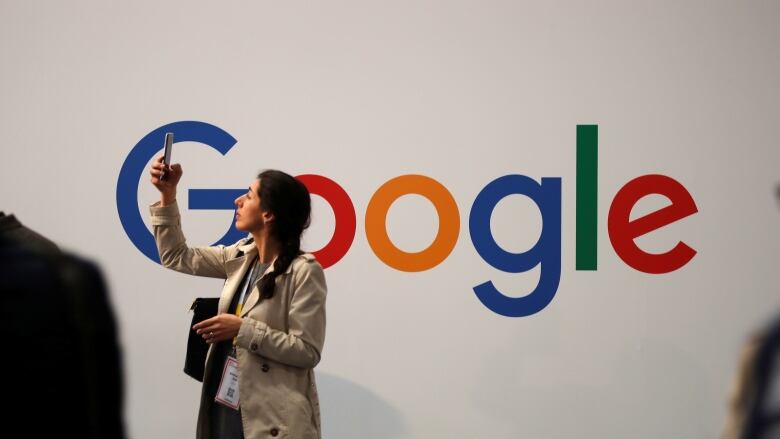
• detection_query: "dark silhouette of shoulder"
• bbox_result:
[0,214,125,439]
[0,211,59,255]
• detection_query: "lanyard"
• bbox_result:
[233,257,262,350]
[236,257,260,317]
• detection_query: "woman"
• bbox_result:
[149,156,326,439]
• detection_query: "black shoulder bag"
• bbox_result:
[184,297,219,382]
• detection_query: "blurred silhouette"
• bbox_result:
[0,212,125,439]
[722,188,780,439]
[0,211,59,254]
[724,318,780,439]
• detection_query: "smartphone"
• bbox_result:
[161,132,174,180]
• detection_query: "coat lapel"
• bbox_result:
[240,256,277,317]
[220,253,252,314]
[233,249,306,317]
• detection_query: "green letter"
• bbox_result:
[576,124,597,270]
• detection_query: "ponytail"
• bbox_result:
[255,169,311,300]
[259,237,301,300]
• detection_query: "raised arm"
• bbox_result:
[148,155,233,279]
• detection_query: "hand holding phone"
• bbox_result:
[160,132,174,180]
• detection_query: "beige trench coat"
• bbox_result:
[150,201,326,439]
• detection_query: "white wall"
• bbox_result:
[1,1,779,438]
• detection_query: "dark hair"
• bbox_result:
[256,170,311,300]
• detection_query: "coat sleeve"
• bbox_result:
[236,257,327,369]
[149,200,234,279]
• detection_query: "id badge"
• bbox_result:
[215,355,240,410]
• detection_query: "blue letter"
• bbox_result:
[116,121,242,264]
[469,175,562,317]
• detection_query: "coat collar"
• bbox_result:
[230,238,313,317]
[235,237,296,276]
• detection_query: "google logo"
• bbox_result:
[117,122,698,317]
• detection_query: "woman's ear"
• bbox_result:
[262,210,275,225]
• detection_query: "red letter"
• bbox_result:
[296,174,356,269]
[608,174,697,274]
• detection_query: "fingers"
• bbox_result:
[205,330,218,343]
[150,157,168,177]
[150,155,183,187]
[192,314,240,343]
[193,316,222,335]
[194,321,219,343]
[150,167,167,185]
[150,162,180,180]
[197,327,225,344]
[151,162,170,173]
[194,324,219,334]
[193,315,220,330]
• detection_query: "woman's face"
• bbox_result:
[234,179,272,233]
